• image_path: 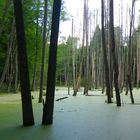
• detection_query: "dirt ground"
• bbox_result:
[0,88,140,140]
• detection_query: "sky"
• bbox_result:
[59,0,140,39]
[59,0,101,41]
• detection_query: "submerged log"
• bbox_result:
[56,97,68,101]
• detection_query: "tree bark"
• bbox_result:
[31,0,40,91]
[42,0,61,125]
[72,19,76,92]
[127,0,135,104]
[15,48,18,93]
[109,0,121,106]
[137,34,140,87]
[101,0,112,103]
[84,0,90,95]
[39,0,48,103]
[73,0,86,96]
[13,0,34,126]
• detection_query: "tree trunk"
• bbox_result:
[42,0,61,125]
[15,48,18,93]
[72,19,76,91]
[31,0,40,91]
[127,0,135,104]
[73,0,86,96]
[109,0,121,106]
[137,34,140,87]
[13,0,34,126]
[101,0,112,103]
[8,47,17,92]
[84,0,89,95]
[39,0,48,103]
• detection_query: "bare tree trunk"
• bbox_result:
[101,0,112,103]
[102,65,105,94]
[8,46,17,92]
[31,0,40,91]
[73,0,86,96]
[42,0,61,125]
[119,0,124,92]
[15,48,18,93]
[109,0,121,106]
[73,62,83,96]
[13,0,34,126]
[84,0,89,95]
[137,34,140,87]
[39,0,48,103]
[72,19,76,91]
[67,42,70,95]
[127,0,135,104]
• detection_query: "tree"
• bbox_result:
[13,0,34,126]
[31,0,40,91]
[109,0,121,106]
[71,19,76,94]
[101,0,112,103]
[127,0,135,104]
[73,0,86,96]
[0,0,68,92]
[38,0,48,103]
[42,0,61,125]
[83,0,90,95]
[137,26,140,87]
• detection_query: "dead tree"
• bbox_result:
[101,0,112,103]
[109,0,121,106]
[127,0,135,104]
[39,0,48,103]
[73,0,86,96]
[84,0,90,95]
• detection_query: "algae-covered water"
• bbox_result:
[0,88,140,140]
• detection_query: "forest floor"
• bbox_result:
[0,87,140,140]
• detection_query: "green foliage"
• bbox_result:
[0,0,69,91]
[0,0,14,75]
[56,43,69,85]
[56,36,79,86]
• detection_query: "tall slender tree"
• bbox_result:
[31,0,40,91]
[72,19,76,92]
[101,0,112,103]
[73,0,86,96]
[109,0,121,106]
[84,0,90,95]
[42,0,61,125]
[127,0,135,104]
[13,0,34,125]
[39,0,48,103]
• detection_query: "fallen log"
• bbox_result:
[56,97,68,101]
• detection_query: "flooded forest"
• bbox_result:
[0,0,140,140]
